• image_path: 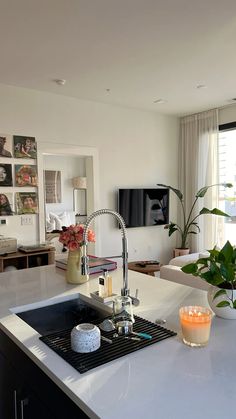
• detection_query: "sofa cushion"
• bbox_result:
[169,251,210,267]
[169,253,200,267]
[160,265,210,291]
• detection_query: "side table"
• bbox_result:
[128,261,161,276]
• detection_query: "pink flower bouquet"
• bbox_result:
[59,224,95,251]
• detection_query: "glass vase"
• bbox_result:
[66,249,88,284]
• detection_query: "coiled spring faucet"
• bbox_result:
[81,209,139,306]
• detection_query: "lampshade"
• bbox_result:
[72,176,87,189]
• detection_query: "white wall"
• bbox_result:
[219,104,236,125]
[0,83,179,263]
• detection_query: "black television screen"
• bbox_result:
[118,188,169,228]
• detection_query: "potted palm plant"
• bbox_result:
[181,241,236,319]
[157,183,232,255]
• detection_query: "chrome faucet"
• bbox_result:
[81,209,139,306]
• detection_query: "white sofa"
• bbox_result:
[160,252,210,291]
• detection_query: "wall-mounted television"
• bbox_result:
[118,188,169,228]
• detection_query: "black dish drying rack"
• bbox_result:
[40,315,177,374]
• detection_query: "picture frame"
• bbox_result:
[15,192,38,214]
[0,192,13,215]
[15,164,38,187]
[13,136,37,159]
[0,164,13,186]
[0,134,13,158]
[44,170,61,203]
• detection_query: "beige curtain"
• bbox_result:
[179,109,219,252]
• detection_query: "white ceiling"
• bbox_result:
[1,0,236,116]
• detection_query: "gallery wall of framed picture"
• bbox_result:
[0,134,38,216]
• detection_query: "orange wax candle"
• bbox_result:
[179,306,212,347]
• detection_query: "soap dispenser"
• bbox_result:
[98,271,107,298]
[104,269,112,297]
[98,269,113,298]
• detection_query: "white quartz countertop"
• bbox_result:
[0,265,236,419]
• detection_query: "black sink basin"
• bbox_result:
[14,295,177,375]
[16,297,109,335]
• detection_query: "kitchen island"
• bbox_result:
[0,265,235,419]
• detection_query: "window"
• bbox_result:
[218,122,236,244]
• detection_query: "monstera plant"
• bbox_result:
[157,183,232,250]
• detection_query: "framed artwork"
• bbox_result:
[13,136,37,159]
[0,192,13,215]
[15,165,38,187]
[0,164,13,186]
[15,192,38,214]
[44,170,61,203]
[0,134,12,158]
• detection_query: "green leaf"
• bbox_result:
[201,270,224,286]
[220,264,235,282]
[211,208,230,217]
[168,228,178,237]
[208,248,219,258]
[167,223,179,237]
[220,240,234,262]
[216,301,231,307]
[199,207,213,215]
[196,187,210,198]
[199,207,230,217]
[181,263,198,274]
[223,183,233,188]
[196,258,208,265]
[191,222,200,232]
[156,184,183,201]
[232,248,236,263]
[213,289,227,300]
[218,251,226,263]
[196,183,233,198]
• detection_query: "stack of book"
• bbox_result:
[55,255,117,274]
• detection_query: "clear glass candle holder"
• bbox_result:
[179,306,212,347]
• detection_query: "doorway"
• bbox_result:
[37,142,99,255]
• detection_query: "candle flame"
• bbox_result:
[188,309,203,317]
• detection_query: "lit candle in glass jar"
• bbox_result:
[179,306,212,347]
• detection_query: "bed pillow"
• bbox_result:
[57,211,71,227]
[49,212,62,230]
[46,219,55,232]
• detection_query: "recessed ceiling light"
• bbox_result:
[196,84,207,89]
[153,99,166,104]
[53,79,66,86]
[105,88,110,93]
